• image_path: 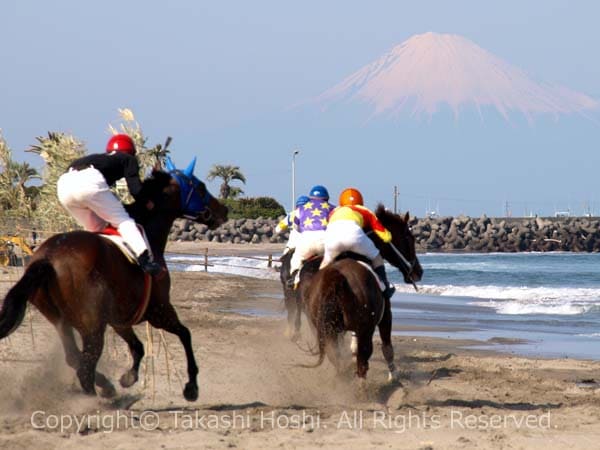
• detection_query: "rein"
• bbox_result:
[388,242,419,292]
[367,229,419,292]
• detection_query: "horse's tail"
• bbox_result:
[298,268,345,369]
[297,343,326,368]
[0,259,54,339]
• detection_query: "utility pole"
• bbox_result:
[393,185,399,214]
[291,149,300,209]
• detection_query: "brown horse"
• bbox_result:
[0,158,227,400]
[300,206,423,387]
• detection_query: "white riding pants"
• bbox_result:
[57,167,149,257]
[321,220,380,268]
[290,230,326,274]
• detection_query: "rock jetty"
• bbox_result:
[168,216,600,252]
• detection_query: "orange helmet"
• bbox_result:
[339,188,364,206]
[106,134,136,155]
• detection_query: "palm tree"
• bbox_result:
[207,164,246,199]
[0,138,40,213]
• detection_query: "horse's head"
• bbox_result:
[164,157,228,229]
[374,204,423,286]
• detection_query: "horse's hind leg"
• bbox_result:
[355,332,374,394]
[377,300,400,383]
[77,327,108,397]
[149,303,198,402]
[112,326,144,388]
[58,322,116,397]
[58,323,80,369]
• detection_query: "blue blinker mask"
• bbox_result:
[165,156,213,220]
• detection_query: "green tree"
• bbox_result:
[207,164,246,199]
[0,133,40,217]
[28,131,86,230]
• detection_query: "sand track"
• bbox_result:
[1,268,600,449]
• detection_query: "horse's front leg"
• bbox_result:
[283,290,297,340]
[112,326,145,388]
[149,303,198,402]
[377,297,400,383]
[293,290,303,339]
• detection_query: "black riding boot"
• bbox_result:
[286,270,298,289]
[374,265,396,298]
[138,250,163,276]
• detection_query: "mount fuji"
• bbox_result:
[312,32,598,122]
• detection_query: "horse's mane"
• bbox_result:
[140,170,173,197]
[126,170,174,221]
[375,204,403,226]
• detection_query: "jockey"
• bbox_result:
[56,134,162,275]
[321,187,395,298]
[275,195,310,254]
[288,185,335,287]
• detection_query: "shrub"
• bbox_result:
[223,197,285,219]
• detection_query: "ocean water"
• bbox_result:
[165,252,600,359]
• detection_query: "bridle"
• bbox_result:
[388,241,419,291]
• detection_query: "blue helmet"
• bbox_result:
[295,195,310,208]
[309,185,329,200]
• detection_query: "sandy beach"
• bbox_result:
[1,243,600,449]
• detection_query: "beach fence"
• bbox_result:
[166,248,278,274]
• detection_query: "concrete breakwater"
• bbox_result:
[169,215,600,252]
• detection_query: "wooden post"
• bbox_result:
[204,248,208,272]
[268,254,273,268]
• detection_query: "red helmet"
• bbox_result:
[339,187,364,207]
[106,134,136,155]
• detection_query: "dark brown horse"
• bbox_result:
[0,158,227,400]
[279,250,302,341]
[300,206,423,387]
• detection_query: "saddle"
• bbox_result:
[96,225,153,325]
[334,251,386,292]
[290,254,323,289]
[97,224,152,263]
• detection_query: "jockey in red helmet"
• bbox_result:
[56,134,162,275]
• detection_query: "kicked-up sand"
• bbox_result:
[0,242,599,449]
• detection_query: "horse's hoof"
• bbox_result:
[81,387,97,397]
[120,371,139,388]
[355,378,369,401]
[100,384,117,399]
[387,370,402,384]
[183,383,198,402]
[350,336,358,357]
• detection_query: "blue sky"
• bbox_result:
[2,0,599,216]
